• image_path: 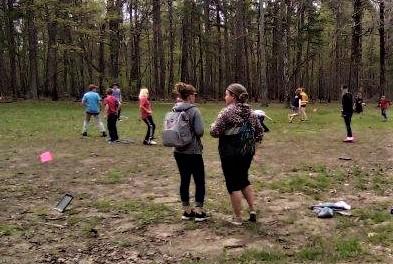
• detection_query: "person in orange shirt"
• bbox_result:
[139,88,157,145]
[299,87,309,121]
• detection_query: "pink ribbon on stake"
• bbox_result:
[40,151,53,163]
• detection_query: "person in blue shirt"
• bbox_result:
[81,84,107,137]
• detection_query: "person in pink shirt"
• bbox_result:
[103,88,119,143]
[139,88,156,145]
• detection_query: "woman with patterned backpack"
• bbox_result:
[210,83,264,225]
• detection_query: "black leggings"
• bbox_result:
[143,115,156,142]
[343,113,352,137]
[107,113,119,141]
[174,153,205,207]
[381,109,387,119]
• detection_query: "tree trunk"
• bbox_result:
[283,0,291,105]
[47,19,58,100]
[257,0,267,104]
[99,23,106,95]
[108,0,122,82]
[152,0,165,97]
[4,0,17,98]
[349,0,363,93]
[180,0,192,82]
[215,1,223,99]
[234,0,246,84]
[167,0,174,96]
[26,1,38,99]
[379,0,386,96]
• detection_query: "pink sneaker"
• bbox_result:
[343,137,354,143]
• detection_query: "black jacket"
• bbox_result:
[342,93,353,114]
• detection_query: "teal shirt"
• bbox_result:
[82,91,101,113]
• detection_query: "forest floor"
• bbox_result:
[0,101,392,263]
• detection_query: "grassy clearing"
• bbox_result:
[1,101,392,263]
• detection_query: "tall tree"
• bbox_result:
[234,0,246,85]
[108,0,123,82]
[3,0,18,98]
[167,0,175,95]
[45,2,58,100]
[349,0,363,93]
[379,0,386,96]
[152,0,165,97]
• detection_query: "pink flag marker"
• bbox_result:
[40,151,53,163]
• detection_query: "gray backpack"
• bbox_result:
[162,106,195,147]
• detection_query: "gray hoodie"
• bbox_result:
[173,102,204,154]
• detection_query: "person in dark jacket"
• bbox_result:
[210,83,263,225]
[354,92,364,114]
[173,82,207,222]
[341,85,354,142]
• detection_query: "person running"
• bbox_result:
[210,83,263,225]
[81,84,106,137]
[341,85,354,142]
[139,88,157,145]
[111,83,122,120]
[288,88,302,123]
[299,87,309,121]
[172,82,207,222]
[378,95,391,121]
[103,88,119,143]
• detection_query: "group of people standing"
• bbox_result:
[80,81,390,224]
[81,82,264,225]
[171,82,263,224]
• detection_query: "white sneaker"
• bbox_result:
[228,216,243,226]
[148,140,157,145]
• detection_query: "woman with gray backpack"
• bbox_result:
[164,82,207,222]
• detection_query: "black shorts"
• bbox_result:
[220,154,253,193]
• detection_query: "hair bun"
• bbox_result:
[175,82,187,93]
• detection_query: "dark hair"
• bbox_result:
[88,84,98,91]
[175,82,197,100]
[341,85,348,90]
[106,88,113,95]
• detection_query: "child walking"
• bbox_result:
[139,88,157,145]
[103,88,119,143]
[378,95,391,121]
[111,83,122,120]
[81,84,107,137]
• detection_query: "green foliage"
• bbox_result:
[0,224,22,237]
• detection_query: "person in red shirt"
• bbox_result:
[103,88,119,143]
[378,95,391,121]
[139,88,156,145]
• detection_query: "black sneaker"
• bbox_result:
[181,210,195,220]
[248,211,257,222]
[82,132,87,137]
[194,211,208,222]
[102,132,107,137]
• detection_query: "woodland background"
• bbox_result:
[0,0,392,102]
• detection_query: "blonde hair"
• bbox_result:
[139,88,149,98]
